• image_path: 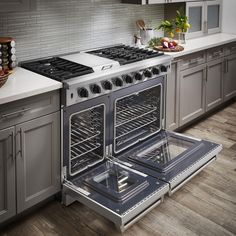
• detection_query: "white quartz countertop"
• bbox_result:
[0,67,62,105]
[164,33,236,59]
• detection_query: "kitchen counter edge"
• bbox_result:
[0,67,62,106]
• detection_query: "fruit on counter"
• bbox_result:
[172,40,178,47]
[160,37,170,43]
[168,42,175,49]
[162,41,169,48]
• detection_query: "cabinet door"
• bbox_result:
[206,58,224,111]
[206,0,222,34]
[16,112,60,213]
[0,0,30,12]
[0,127,16,224]
[224,54,236,101]
[166,62,179,130]
[186,2,205,39]
[180,64,206,126]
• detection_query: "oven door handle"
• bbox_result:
[120,198,162,232]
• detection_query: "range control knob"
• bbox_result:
[124,75,133,84]
[143,69,152,78]
[90,84,101,94]
[160,65,168,72]
[152,67,160,75]
[113,77,123,87]
[102,80,113,90]
[77,87,89,98]
[134,72,143,81]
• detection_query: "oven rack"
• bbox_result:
[71,152,103,173]
[116,124,158,148]
[71,123,101,146]
[71,142,101,160]
[116,104,157,127]
[116,114,157,139]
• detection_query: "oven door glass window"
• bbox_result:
[128,132,201,173]
[114,84,162,153]
[83,161,149,203]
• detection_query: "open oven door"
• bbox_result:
[61,95,169,232]
[118,130,222,196]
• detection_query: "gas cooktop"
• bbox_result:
[21,57,94,82]
[88,45,164,65]
[21,45,166,82]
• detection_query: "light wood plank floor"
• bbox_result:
[1,102,236,236]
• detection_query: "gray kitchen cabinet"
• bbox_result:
[0,127,16,224]
[16,112,60,213]
[0,91,60,224]
[223,54,236,101]
[179,64,206,126]
[166,62,180,130]
[0,0,30,12]
[206,58,224,111]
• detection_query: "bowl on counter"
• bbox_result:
[0,71,12,88]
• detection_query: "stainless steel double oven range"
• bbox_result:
[22,45,222,232]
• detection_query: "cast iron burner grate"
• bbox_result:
[21,57,94,82]
[88,45,164,65]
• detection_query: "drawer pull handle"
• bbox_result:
[189,59,198,64]
[1,108,31,120]
[213,51,221,57]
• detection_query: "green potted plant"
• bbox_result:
[174,10,191,44]
[157,20,175,39]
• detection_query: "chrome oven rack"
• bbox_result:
[71,140,101,160]
[116,113,157,139]
[116,104,157,127]
[71,122,101,146]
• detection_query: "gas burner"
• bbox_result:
[88,45,164,65]
[21,57,94,82]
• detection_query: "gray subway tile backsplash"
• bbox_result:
[0,0,164,62]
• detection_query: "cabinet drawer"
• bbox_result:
[0,91,60,130]
[180,51,206,71]
[207,46,224,61]
[224,42,236,56]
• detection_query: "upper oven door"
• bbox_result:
[62,94,110,180]
[110,76,165,155]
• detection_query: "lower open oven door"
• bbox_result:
[62,161,168,232]
[118,130,222,195]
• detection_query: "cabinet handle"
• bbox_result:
[224,60,228,73]
[225,59,229,73]
[16,129,23,158]
[204,21,208,33]
[0,108,31,120]
[9,132,14,160]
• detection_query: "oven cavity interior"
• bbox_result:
[69,105,105,175]
[114,84,162,153]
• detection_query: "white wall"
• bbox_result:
[222,0,236,34]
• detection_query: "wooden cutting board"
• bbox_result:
[154,45,184,52]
